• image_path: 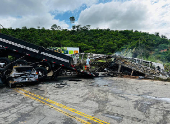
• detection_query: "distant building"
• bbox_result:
[48,47,79,55]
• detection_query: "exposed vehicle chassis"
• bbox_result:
[0,33,98,87]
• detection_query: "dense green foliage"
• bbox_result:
[1,26,170,63]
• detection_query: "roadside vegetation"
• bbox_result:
[1,25,170,70]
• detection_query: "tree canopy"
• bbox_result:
[1,25,170,63]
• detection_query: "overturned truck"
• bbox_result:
[92,55,169,79]
[0,33,97,87]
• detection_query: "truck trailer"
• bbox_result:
[0,33,96,87]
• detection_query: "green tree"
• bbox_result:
[51,24,58,30]
[69,16,75,23]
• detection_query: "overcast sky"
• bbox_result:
[0,0,170,38]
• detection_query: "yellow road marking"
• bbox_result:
[17,88,110,124]
[14,89,91,124]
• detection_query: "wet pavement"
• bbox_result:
[1,76,170,124]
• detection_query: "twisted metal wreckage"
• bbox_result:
[70,52,169,79]
[0,32,168,88]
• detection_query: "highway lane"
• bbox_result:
[1,76,170,123]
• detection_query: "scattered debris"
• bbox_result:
[69,79,82,81]
[55,81,67,88]
[103,114,123,123]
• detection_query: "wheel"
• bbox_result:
[37,62,51,73]
[4,69,12,78]
[0,57,10,68]
[13,60,27,66]
[35,67,48,81]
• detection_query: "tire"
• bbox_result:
[13,59,27,66]
[35,67,48,81]
[4,69,12,78]
[38,62,51,73]
[0,57,10,68]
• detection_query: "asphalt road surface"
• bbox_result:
[1,76,170,124]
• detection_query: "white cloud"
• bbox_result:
[78,1,150,29]
[0,0,98,29]
[0,0,47,17]
[0,0,71,29]
[1,0,170,38]
[45,0,98,13]
[0,14,69,29]
[78,0,170,38]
